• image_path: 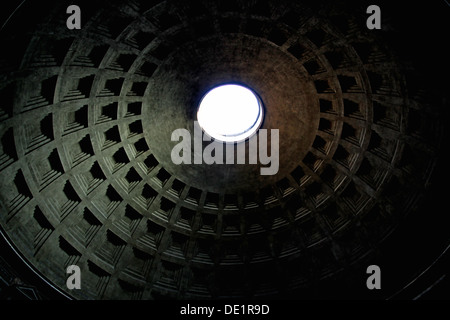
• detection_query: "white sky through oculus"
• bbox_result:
[197,84,263,142]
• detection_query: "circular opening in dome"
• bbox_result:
[197,84,264,143]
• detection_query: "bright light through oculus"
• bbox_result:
[197,84,263,142]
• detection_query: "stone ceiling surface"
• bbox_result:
[0,0,448,300]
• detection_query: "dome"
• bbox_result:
[0,0,448,300]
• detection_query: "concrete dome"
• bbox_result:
[0,0,448,300]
